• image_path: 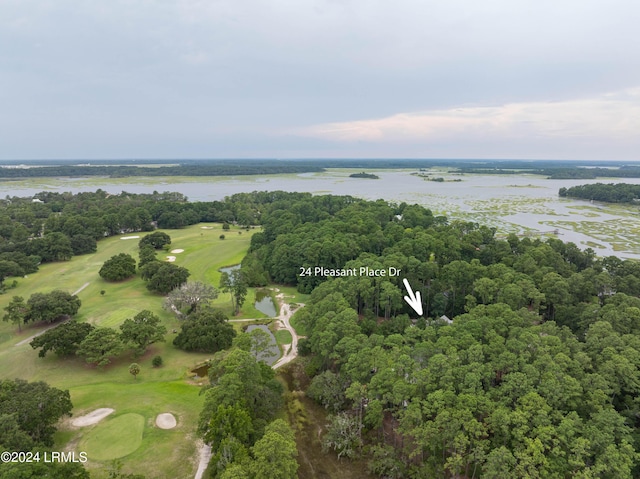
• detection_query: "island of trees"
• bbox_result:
[559,183,640,203]
[349,172,379,179]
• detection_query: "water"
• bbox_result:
[254,289,277,317]
[219,264,240,277]
[246,324,279,365]
[4,169,640,258]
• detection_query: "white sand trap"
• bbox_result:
[165,256,176,262]
[200,226,213,229]
[170,249,184,254]
[156,413,177,429]
[72,408,114,427]
[120,235,140,240]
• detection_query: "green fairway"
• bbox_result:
[0,222,265,478]
[80,413,144,461]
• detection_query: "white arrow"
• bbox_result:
[402,278,423,316]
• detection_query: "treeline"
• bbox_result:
[245,194,640,477]
[0,164,324,178]
[457,166,640,179]
[0,190,315,289]
[559,183,640,203]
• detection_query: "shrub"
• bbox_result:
[152,355,163,368]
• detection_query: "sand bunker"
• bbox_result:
[170,249,184,254]
[120,235,140,240]
[200,226,213,229]
[165,256,176,262]
[156,413,177,429]
[72,408,114,427]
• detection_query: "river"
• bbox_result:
[3,169,640,259]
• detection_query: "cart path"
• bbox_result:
[195,290,304,477]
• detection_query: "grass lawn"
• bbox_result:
[0,223,259,479]
[79,413,145,461]
[275,329,293,345]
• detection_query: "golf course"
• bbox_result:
[0,223,268,478]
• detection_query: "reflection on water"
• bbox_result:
[246,324,279,365]
[254,290,277,317]
[219,264,240,277]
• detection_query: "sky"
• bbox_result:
[2,0,640,160]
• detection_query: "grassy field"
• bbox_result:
[0,223,267,479]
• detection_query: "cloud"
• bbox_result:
[297,87,640,145]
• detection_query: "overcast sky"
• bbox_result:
[2,0,640,160]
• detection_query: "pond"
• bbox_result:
[254,289,277,317]
[191,363,209,378]
[219,264,240,277]
[246,324,279,366]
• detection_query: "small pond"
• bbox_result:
[254,289,277,317]
[191,363,209,378]
[246,324,279,365]
[219,264,240,277]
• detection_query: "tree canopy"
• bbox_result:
[173,308,235,353]
[25,290,81,324]
[119,310,167,356]
[99,253,137,281]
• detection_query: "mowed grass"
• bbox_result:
[80,413,144,461]
[275,329,293,345]
[0,223,260,479]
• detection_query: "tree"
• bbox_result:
[0,378,73,446]
[204,404,254,449]
[36,232,74,262]
[249,419,298,479]
[163,281,218,318]
[0,458,91,479]
[220,270,248,315]
[139,231,171,249]
[129,363,140,380]
[30,321,95,357]
[138,245,157,267]
[199,349,283,438]
[99,253,137,281]
[119,310,167,356]
[76,328,125,367]
[70,234,97,255]
[0,259,24,288]
[322,412,362,459]
[173,308,236,353]
[3,295,27,331]
[145,263,190,294]
[25,290,81,324]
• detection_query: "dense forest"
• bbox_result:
[3,159,640,180]
[244,194,640,478]
[3,190,640,477]
[457,166,640,179]
[0,164,324,178]
[559,183,640,203]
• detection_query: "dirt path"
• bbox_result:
[15,282,90,347]
[272,295,304,369]
[194,444,212,479]
[195,291,304,477]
